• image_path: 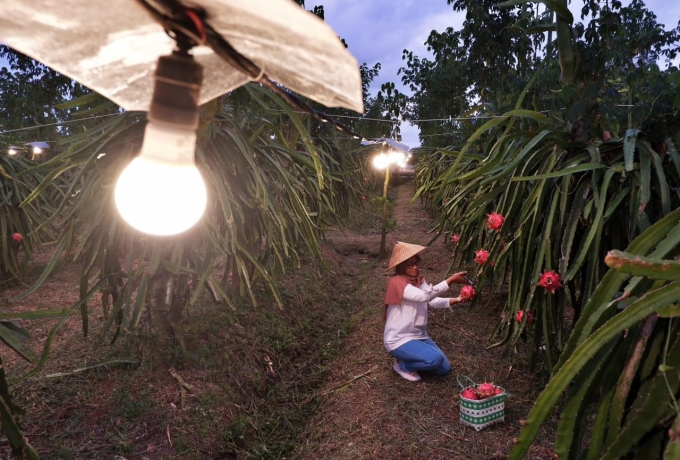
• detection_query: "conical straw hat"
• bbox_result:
[387,241,427,270]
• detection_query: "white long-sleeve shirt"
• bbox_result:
[383,280,452,352]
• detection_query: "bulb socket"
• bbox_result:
[148,52,204,130]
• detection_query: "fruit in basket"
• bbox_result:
[460,285,476,301]
[461,388,478,400]
[476,382,496,399]
[494,387,503,395]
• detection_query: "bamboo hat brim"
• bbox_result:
[387,241,427,270]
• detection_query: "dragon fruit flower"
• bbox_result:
[486,212,505,231]
[474,249,489,265]
[12,233,23,242]
[538,270,562,294]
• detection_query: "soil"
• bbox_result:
[0,183,557,459]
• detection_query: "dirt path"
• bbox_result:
[293,184,556,460]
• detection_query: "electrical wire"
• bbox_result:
[1,1,640,145]
[135,0,381,143]
[0,113,123,136]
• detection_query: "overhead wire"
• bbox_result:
[0,113,123,136]
[134,0,404,146]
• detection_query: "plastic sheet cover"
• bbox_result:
[0,0,363,113]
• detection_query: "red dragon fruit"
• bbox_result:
[516,310,536,325]
[451,233,460,244]
[474,249,489,265]
[476,382,497,399]
[12,233,22,242]
[494,387,504,395]
[460,285,476,301]
[486,212,505,231]
[461,388,478,400]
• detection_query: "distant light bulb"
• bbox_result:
[8,148,17,156]
[115,123,207,236]
[33,147,42,154]
[373,153,389,170]
[388,150,405,164]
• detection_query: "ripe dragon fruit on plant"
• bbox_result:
[451,233,460,243]
[474,249,489,265]
[486,212,505,231]
[515,310,536,325]
[12,233,22,242]
[460,285,476,301]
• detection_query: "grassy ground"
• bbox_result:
[0,183,557,459]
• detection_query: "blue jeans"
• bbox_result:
[389,338,451,376]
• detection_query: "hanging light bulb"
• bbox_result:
[7,146,19,156]
[115,50,207,236]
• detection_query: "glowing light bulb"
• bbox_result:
[115,123,207,235]
[33,147,43,154]
[373,153,389,169]
[8,148,17,156]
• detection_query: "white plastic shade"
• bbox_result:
[0,0,363,113]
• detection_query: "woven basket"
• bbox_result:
[457,377,506,431]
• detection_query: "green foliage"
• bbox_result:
[0,155,48,278]
[0,148,63,458]
[417,101,680,364]
[15,83,367,351]
[412,0,680,361]
[510,209,680,459]
[403,2,680,458]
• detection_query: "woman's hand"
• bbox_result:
[448,295,464,306]
[446,271,468,285]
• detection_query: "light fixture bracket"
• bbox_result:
[148,50,203,130]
